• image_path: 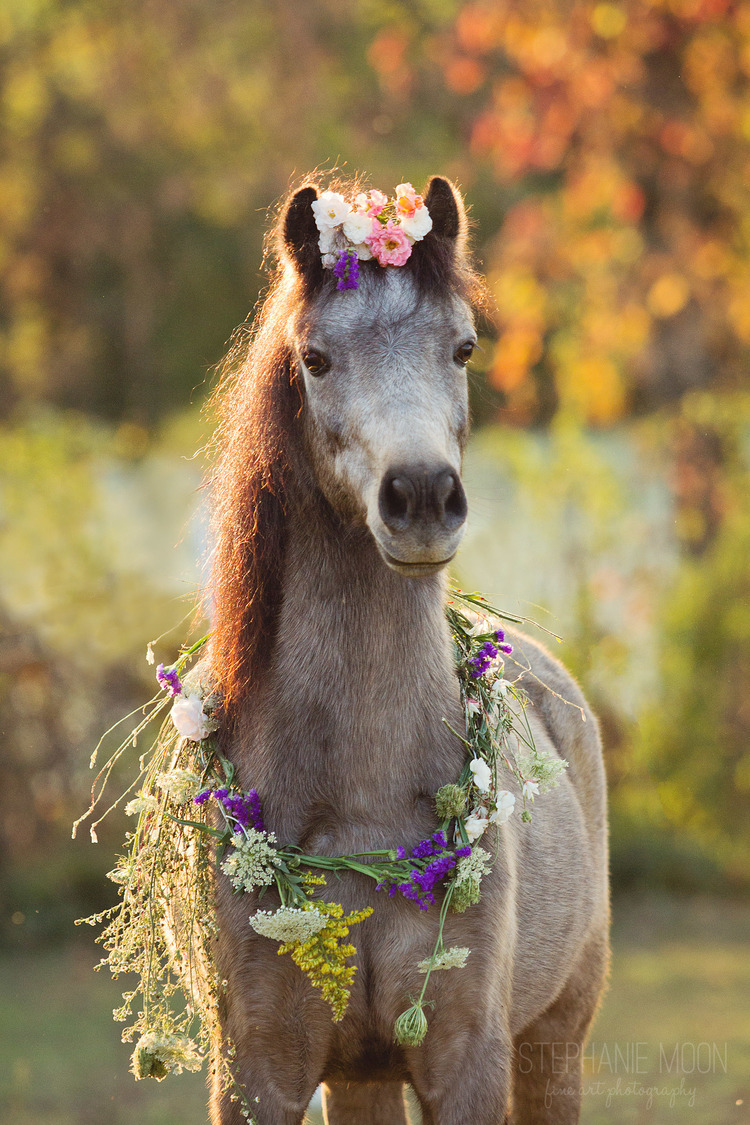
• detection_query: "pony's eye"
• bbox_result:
[301,350,330,377]
[454,341,476,366]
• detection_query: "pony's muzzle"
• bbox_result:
[375,463,467,574]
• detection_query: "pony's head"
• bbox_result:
[209,176,486,706]
[281,176,481,576]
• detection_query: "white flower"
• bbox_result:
[157,769,202,804]
[170,694,216,742]
[522,779,540,800]
[131,1032,203,1079]
[464,806,489,842]
[249,905,328,944]
[145,642,155,665]
[311,190,349,232]
[465,698,481,719]
[343,209,374,245]
[398,204,433,241]
[124,793,158,817]
[489,790,516,825]
[221,828,279,894]
[353,241,373,260]
[418,945,470,972]
[469,757,492,794]
[491,676,509,699]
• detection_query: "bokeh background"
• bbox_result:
[1,1,749,1122]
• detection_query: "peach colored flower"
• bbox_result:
[396,182,424,219]
[366,220,413,267]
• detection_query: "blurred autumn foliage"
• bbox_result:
[1,0,750,934]
[432,0,750,423]
[2,0,749,424]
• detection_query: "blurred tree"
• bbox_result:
[0,0,466,422]
[416,0,750,423]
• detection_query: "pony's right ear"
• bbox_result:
[423,177,468,255]
[281,185,324,283]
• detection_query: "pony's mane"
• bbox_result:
[205,175,487,713]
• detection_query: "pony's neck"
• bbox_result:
[241,490,465,848]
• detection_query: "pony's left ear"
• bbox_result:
[281,185,324,283]
[423,177,468,255]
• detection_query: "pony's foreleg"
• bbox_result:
[508,930,609,1125]
[322,1081,411,1125]
[408,1028,513,1125]
[209,1057,320,1125]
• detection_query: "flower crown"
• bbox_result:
[312,183,433,291]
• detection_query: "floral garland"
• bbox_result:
[312,183,433,289]
[74,586,567,1120]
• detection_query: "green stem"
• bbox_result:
[175,633,211,672]
[442,717,472,748]
[417,881,455,1003]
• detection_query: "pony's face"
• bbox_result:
[292,270,473,576]
[281,176,477,578]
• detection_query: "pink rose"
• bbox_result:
[355,189,388,217]
[366,220,413,267]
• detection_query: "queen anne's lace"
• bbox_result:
[131,1031,203,1080]
[249,905,328,944]
[157,768,202,804]
[418,945,470,972]
[220,829,279,894]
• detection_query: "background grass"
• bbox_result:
[2,895,748,1125]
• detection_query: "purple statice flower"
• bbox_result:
[455,844,472,858]
[333,249,359,291]
[156,663,182,697]
[201,786,266,833]
[468,639,504,679]
[379,833,466,909]
[494,628,513,655]
[469,655,491,679]
[411,854,457,896]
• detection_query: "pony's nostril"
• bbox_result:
[439,470,468,530]
[379,472,416,530]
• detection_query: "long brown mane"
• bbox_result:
[205,176,487,712]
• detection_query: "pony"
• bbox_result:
[204,175,609,1125]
